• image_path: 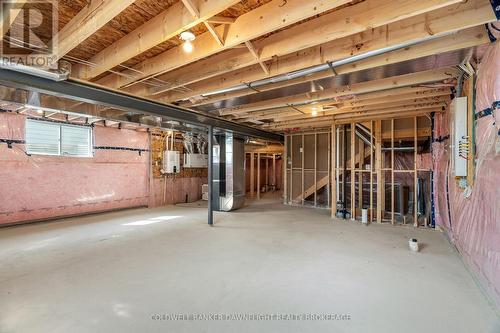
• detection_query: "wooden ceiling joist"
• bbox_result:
[260,97,450,123]
[96,0,359,89]
[206,16,236,24]
[53,0,137,61]
[99,0,429,90]
[72,0,241,80]
[232,87,451,121]
[170,7,493,105]
[155,0,491,103]
[266,108,441,131]
[261,99,448,127]
[218,68,458,116]
[236,88,451,121]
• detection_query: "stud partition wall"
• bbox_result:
[284,131,331,208]
[246,152,282,199]
[285,116,432,226]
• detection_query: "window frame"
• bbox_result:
[25,119,94,158]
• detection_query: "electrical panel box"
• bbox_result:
[450,97,468,177]
[163,150,180,174]
[183,153,208,168]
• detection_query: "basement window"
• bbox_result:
[25,119,93,157]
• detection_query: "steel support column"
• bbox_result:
[208,125,214,226]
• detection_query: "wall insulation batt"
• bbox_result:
[433,40,500,308]
[0,113,206,226]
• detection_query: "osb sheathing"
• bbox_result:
[150,128,208,179]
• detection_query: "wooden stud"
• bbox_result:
[257,153,261,200]
[284,136,288,203]
[414,116,418,227]
[358,130,364,218]
[265,153,269,192]
[250,152,255,197]
[369,121,373,222]
[375,120,382,223]
[331,123,336,217]
[391,118,395,225]
[290,135,294,204]
[314,133,318,207]
[351,122,356,220]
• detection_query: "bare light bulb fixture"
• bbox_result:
[180,31,195,53]
[311,106,319,117]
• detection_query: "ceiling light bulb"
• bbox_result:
[311,110,318,117]
[36,109,43,114]
[183,40,193,53]
[180,31,195,41]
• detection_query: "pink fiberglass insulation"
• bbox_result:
[432,40,500,308]
[0,112,150,226]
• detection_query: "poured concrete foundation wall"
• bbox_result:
[0,112,205,226]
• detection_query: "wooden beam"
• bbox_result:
[269,109,440,133]
[73,0,240,80]
[244,41,269,75]
[331,123,337,218]
[207,16,236,24]
[295,175,329,201]
[204,22,225,46]
[220,68,457,116]
[163,1,493,103]
[267,97,449,123]
[97,0,355,89]
[235,87,451,121]
[52,0,136,61]
[181,0,200,18]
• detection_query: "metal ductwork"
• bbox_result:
[211,132,245,212]
[199,32,453,98]
[0,59,70,81]
[196,133,207,154]
[182,133,195,154]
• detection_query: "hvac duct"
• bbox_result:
[211,132,245,212]
[199,32,454,99]
[0,59,70,81]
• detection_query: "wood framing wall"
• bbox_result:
[246,152,283,199]
[285,116,433,226]
[284,131,331,208]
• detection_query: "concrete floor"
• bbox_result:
[1,194,498,333]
